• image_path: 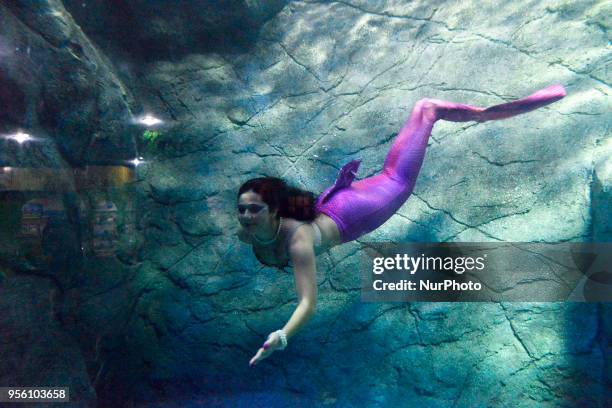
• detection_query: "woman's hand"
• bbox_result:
[249,331,283,367]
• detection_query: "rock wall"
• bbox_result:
[0,0,610,406]
[63,0,289,59]
[0,0,137,166]
[0,1,138,406]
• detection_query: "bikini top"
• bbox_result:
[253,221,322,269]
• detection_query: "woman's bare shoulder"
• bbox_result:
[285,219,315,248]
[282,217,307,231]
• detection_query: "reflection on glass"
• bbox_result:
[1,165,137,262]
[92,200,118,257]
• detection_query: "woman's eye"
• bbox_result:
[238,205,265,214]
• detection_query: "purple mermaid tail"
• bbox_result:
[315,84,567,243]
[478,84,566,121]
[317,159,361,205]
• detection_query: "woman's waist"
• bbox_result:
[313,214,342,248]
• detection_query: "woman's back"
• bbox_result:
[240,214,341,268]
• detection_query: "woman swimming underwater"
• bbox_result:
[237,84,567,366]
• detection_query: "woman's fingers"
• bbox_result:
[250,350,263,366]
[249,347,272,367]
[249,350,261,367]
[250,332,280,366]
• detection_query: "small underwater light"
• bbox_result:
[139,114,163,127]
[2,167,11,172]
[130,158,145,167]
[8,131,33,144]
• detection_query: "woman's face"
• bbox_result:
[237,190,276,232]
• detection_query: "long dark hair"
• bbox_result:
[237,177,318,221]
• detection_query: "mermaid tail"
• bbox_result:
[423,85,566,123]
[478,84,566,122]
[384,84,567,184]
[318,159,361,204]
[316,85,567,242]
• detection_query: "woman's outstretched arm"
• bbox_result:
[249,226,317,366]
[284,230,318,338]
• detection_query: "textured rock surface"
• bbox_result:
[0,0,137,166]
[63,0,289,59]
[0,0,138,405]
[0,0,610,407]
[0,275,97,406]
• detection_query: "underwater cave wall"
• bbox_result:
[0,0,140,405]
[115,0,611,405]
[0,0,610,406]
